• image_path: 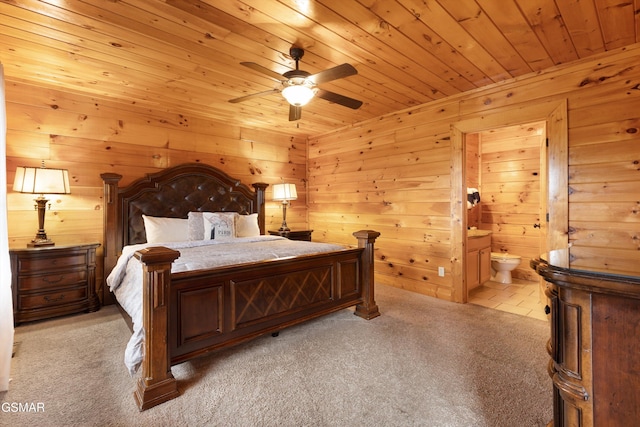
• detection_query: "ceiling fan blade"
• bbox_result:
[240,62,285,81]
[315,89,363,109]
[289,105,302,121]
[308,63,357,84]
[229,88,280,103]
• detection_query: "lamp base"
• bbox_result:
[28,239,55,248]
[30,197,55,247]
[278,202,290,232]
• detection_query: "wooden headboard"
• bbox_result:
[100,163,268,304]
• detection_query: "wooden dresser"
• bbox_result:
[531,252,640,426]
[10,243,101,324]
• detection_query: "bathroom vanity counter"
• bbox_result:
[466,231,491,291]
[531,251,640,426]
[467,229,492,238]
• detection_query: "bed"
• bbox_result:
[100,163,380,411]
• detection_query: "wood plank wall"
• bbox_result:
[309,44,640,302]
[5,43,640,306]
[465,133,480,229]
[477,123,545,282]
[4,81,307,301]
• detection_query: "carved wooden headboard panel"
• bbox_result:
[101,163,268,303]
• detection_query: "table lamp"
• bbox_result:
[272,183,297,232]
[13,163,71,247]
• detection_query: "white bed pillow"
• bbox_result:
[142,215,189,243]
[203,212,236,240]
[236,213,261,237]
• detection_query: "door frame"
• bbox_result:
[450,100,568,303]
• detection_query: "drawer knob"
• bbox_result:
[544,305,551,315]
[44,294,65,303]
[43,275,64,284]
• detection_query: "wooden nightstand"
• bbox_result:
[10,243,101,324]
[268,229,313,241]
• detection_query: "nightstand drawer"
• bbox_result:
[19,287,88,310]
[18,269,87,291]
[268,230,313,241]
[18,253,88,273]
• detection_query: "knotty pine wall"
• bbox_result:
[476,123,545,282]
[309,44,640,302]
[465,133,480,229]
[5,81,307,301]
[5,44,640,306]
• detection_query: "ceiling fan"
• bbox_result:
[229,47,363,121]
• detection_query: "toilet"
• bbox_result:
[490,252,521,284]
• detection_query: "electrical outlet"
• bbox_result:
[438,267,445,277]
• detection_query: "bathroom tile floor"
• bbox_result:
[468,277,549,321]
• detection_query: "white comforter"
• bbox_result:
[107,236,345,375]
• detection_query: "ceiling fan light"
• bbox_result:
[282,85,315,106]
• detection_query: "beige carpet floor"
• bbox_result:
[1,284,552,426]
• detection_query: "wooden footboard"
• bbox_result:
[133,230,380,411]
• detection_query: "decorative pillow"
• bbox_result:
[236,213,260,237]
[142,215,188,244]
[188,212,238,240]
[203,212,236,240]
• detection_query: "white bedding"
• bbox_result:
[107,235,345,375]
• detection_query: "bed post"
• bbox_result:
[133,246,181,411]
[101,173,123,305]
[353,230,381,320]
[252,182,268,234]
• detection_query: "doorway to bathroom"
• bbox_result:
[464,122,547,320]
[449,100,569,312]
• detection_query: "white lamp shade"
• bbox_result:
[282,85,315,106]
[13,166,71,194]
[272,183,298,201]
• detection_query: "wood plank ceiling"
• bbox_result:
[1,0,639,137]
